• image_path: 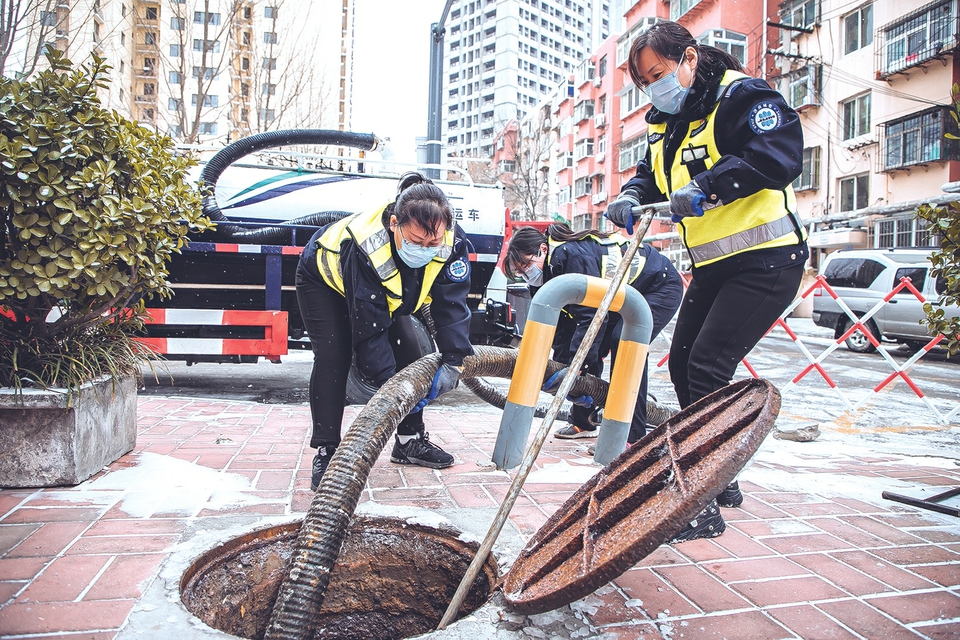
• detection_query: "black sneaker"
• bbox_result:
[310,445,334,491]
[717,481,743,508]
[555,424,597,439]
[390,432,454,469]
[669,500,726,544]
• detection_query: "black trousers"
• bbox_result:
[669,263,804,409]
[295,260,424,449]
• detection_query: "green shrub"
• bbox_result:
[0,51,211,392]
[915,200,960,355]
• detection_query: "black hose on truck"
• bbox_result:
[197,129,379,243]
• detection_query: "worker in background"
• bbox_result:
[296,172,474,490]
[605,20,808,542]
[503,222,683,445]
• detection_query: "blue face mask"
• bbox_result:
[646,64,692,115]
[397,234,441,268]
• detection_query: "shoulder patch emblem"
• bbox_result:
[749,102,782,134]
[647,132,664,145]
[446,258,470,282]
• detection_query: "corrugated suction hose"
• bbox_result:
[263,346,607,640]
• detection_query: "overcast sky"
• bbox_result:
[352,0,449,164]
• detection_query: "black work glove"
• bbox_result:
[412,363,461,411]
[604,190,641,234]
[670,181,707,223]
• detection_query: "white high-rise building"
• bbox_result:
[12,0,349,145]
[441,0,609,159]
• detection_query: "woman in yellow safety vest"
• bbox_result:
[503,223,682,445]
[605,21,808,543]
[295,172,474,490]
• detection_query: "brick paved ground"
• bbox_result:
[1,396,958,639]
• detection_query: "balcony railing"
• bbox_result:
[876,0,959,79]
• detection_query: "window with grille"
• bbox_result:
[781,0,818,34]
[778,64,821,110]
[882,107,957,170]
[198,122,218,135]
[879,0,956,77]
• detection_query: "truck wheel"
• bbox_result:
[345,316,436,405]
[843,319,878,353]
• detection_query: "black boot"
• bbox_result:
[717,481,744,508]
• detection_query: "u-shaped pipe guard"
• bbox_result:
[492,273,654,469]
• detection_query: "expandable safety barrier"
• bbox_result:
[653,274,959,425]
[136,308,288,362]
[493,273,653,468]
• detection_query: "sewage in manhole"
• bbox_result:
[180,515,499,640]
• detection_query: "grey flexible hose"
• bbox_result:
[263,346,609,640]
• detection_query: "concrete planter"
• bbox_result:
[0,376,137,488]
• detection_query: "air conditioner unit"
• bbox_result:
[594,113,606,128]
[596,151,605,163]
[592,76,602,87]
[591,192,607,205]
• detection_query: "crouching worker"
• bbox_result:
[296,172,475,490]
[503,223,683,445]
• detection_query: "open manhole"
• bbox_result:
[181,515,499,640]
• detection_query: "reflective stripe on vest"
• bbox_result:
[314,205,454,315]
[547,235,645,285]
[648,70,806,268]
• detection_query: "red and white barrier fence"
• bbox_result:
[654,274,959,425]
[136,308,288,362]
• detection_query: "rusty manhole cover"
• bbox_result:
[503,378,780,613]
[181,515,499,639]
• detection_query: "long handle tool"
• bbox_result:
[438,208,655,629]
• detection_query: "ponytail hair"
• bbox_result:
[381,171,453,233]
[627,20,743,91]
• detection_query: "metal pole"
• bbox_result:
[437,210,655,630]
[426,21,444,179]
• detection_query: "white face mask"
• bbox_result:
[520,263,543,287]
[396,234,441,268]
[518,248,545,286]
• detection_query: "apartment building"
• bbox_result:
[20,0,349,145]
[511,0,958,272]
[441,0,611,160]
[774,0,959,264]
[543,0,771,264]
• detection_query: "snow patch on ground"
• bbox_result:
[77,452,265,518]
[525,459,600,484]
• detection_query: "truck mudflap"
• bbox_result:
[137,309,288,364]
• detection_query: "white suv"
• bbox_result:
[811,249,957,353]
